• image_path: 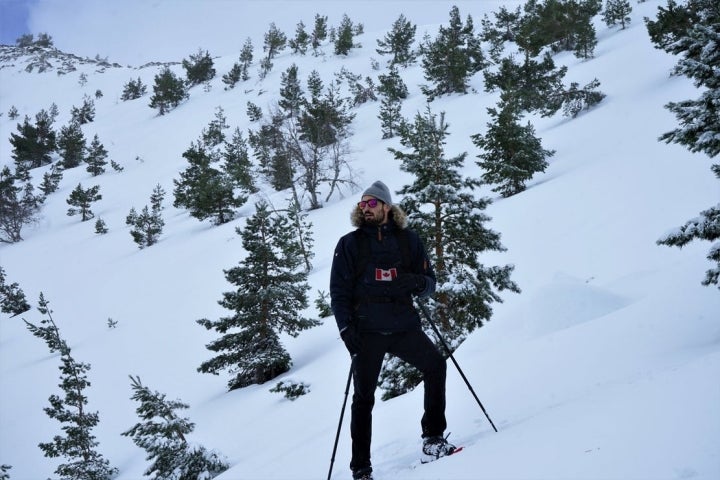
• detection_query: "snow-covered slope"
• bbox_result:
[1,1,718,479]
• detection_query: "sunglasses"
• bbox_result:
[358,198,381,209]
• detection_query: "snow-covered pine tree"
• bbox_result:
[653,0,719,288]
[149,67,188,115]
[0,265,30,316]
[85,134,108,176]
[24,293,117,480]
[376,13,417,67]
[420,5,486,100]
[0,464,11,480]
[382,106,519,398]
[122,376,228,480]
[472,99,554,197]
[197,201,318,390]
[66,183,101,221]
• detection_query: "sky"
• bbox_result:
[0,0,34,45]
[1,1,719,479]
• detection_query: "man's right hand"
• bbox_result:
[340,325,362,355]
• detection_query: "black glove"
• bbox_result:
[394,273,426,295]
[340,325,362,355]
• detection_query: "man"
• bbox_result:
[329,180,455,480]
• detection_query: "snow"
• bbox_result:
[1,1,719,479]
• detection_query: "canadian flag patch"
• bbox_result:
[375,268,398,281]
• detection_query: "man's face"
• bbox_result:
[359,195,389,225]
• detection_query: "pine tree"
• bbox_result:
[201,107,229,148]
[261,23,287,78]
[248,113,292,190]
[376,14,417,67]
[645,0,698,50]
[289,20,310,55]
[221,63,242,89]
[278,64,304,119]
[0,266,30,316]
[70,95,95,125]
[382,107,519,398]
[10,111,56,171]
[472,100,554,197]
[484,52,568,117]
[222,127,256,192]
[297,81,356,208]
[377,65,409,101]
[173,142,245,225]
[182,48,216,86]
[311,14,329,54]
[24,293,117,480]
[122,376,228,480]
[129,184,165,248]
[239,37,254,81]
[0,464,10,479]
[285,196,315,272]
[378,95,404,139]
[149,67,188,115]
[0,166,42,243]
[85,134,108,176]
[57,120,86,169]
[603,0,632,29]
[334,14,357,56]
[654,0,719,288]
[94,218,108,234]
[420,5,486,99]
[66,183,101,221]
[121,77,147,100]
[657,1,719,158]
[197,202,318,390]
[40,164,64,196]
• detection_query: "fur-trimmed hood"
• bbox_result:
[350,203,408,229]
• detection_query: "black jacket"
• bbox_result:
[330,205,436,333]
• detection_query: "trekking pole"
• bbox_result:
[416,301,498,433]
[327,355,355,480]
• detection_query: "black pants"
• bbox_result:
[349,328,447,472]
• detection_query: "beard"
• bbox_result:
[363,209,385,226]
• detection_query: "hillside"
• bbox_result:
[1,1,719,479]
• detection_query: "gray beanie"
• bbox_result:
[362,180,392,205]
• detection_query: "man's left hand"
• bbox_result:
[394,273,426,295]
